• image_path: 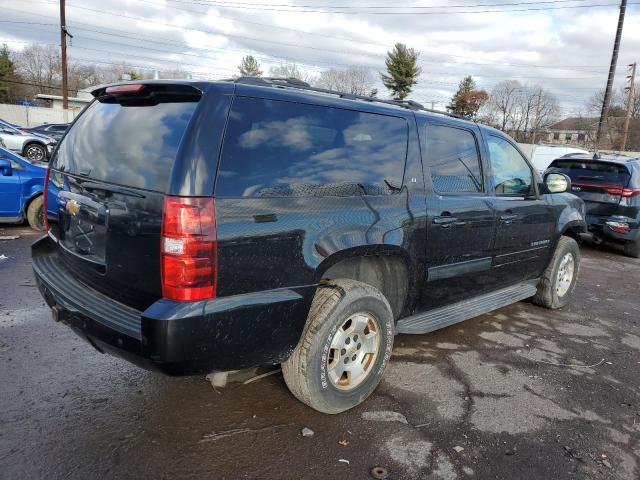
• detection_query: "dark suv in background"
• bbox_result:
[32,78,586,413]
[547,153,640,257]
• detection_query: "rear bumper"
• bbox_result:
[586,214,640,243]
[32,236,315,375]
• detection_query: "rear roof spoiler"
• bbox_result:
[91,82,203,101]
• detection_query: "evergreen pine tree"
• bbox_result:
[0,44,16,103]
[449,76,489,119]
[380,43,421,100]
[238,55,263,77]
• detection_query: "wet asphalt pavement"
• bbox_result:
[1,224,639,480]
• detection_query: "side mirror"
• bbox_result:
[0,158,12,176]
[544,172,571,193]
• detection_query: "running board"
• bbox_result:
[395,281,538,335]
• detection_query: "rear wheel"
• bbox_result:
[533,236,580,309]
[282,279,394,414]
[26,195,45,231]
[23,142,46,162]
[624,239,640,258]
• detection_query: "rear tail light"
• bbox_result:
[572,182,639,197]
[604,186,623,196]
[161,196,217,302]
[622,188,640,197]
[606,221,630,234]
[43,166,50,232]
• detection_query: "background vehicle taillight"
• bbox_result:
[161,196,217,302]
[43,166,50,232]
[622,188,640,197]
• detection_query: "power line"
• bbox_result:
[168,0,601,10]
[1,4,619,74]
[58,3,614,73]
[161,0,640,14]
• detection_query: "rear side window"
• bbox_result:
[52,100,198,192]
[216,97,408,197]
[549,160,630,186]
[425,125,483,193]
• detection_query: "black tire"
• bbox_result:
[623,240,640,258]
[282,279,394,414]
[23,142,46,162]
[532,236,580,309]
[26,195,45,231]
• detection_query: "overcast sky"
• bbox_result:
[1,0,639,115]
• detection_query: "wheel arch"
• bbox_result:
[22,189,43,216]
[559,220,586,243]
[315,246,415,320]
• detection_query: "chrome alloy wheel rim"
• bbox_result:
[26,145,44,161]
[556,252,575,297]
[327,312,380,391]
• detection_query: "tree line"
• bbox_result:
[3,41,637,148]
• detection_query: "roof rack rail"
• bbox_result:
[229,76,468,120]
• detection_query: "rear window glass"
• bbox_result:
[216,97,408,197]
[425,125,483,193]
[550,160,630,186]
[52,100,197,192]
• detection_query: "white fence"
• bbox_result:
[0,104,81,127]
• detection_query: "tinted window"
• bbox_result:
[216,97,408,197]
[425,125,483,193]
[550,160,630,186]
[52,100,197,192]
[487,136,534,196]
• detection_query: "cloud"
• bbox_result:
[1,0,639,112]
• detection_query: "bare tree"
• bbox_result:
[488,80,521,132]
[621,82,640,119]
[268,63,313,83]
[586,88,625,117]
[13,44,61,95]
[67,63,105,95]
[487,81,559,142]
[314,67,374,96]
[520,85,560,143]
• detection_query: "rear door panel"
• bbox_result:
[418,119,498,310]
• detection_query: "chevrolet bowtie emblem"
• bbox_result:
[67,200,80,216]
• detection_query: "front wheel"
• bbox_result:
[532,236,580,309]
[282,279,394,414]
[23,143,46,162]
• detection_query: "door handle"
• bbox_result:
[433,216,463,227]
[500,214,518,224]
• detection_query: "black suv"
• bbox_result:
[32,78,586,413]
[547,153,640,257]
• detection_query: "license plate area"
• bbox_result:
[58,191,108,265]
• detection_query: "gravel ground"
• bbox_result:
[1,224,639,479]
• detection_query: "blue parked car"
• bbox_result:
[0,145,51,230]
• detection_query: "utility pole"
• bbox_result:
[621,62,636,151]
[596,0,627,149]
[59,0,70,110]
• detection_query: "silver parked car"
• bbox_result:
[0,121,56,162]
